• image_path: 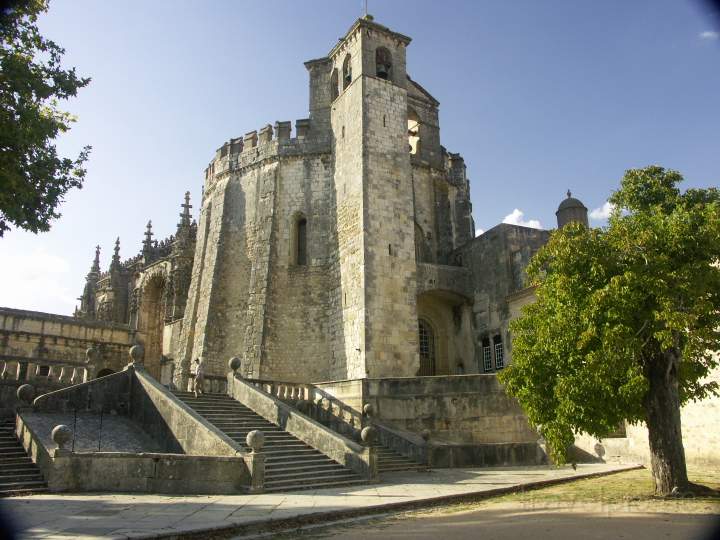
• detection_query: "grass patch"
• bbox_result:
[420,466,720,516]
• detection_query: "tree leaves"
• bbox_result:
[499,166,720,464]
[0,0,90,236]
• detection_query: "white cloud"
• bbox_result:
[475,228,484,237]
[589,201,616,221]
[502,209,543,229]
[700,31,719,40]
[0,248,77,315]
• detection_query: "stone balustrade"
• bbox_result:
[0,357,91,385]
[249,379,366,443]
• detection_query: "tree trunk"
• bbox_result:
[644,347,689,495]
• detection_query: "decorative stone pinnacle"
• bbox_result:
[111,237,121,266]
[143,220,154,255]
[91,245,101,273]
[178,191,192,228]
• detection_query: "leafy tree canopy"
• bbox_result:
[0,0,90,237]
[499,166,720,490]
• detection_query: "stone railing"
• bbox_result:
[249,379,366,443]
[0,357,92,385]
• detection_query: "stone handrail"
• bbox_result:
[229,373,377,480]
[249,379,366,443]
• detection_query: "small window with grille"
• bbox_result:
[482,338,492,372]
[493,335,504,370]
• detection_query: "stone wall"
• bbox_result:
[459,224,550,372]
[365,375,538,444]
[574,363,720,467]
[0,307,134,376]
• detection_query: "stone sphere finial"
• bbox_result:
[246,430,265,453]
[17,384,35,405]
[129,344,145,364]
[51,424,73,450]
[360,426,377,445]
[228,356,242,374]
[362,403,375,418]
[420,429,431,442]
[85,346,99,364]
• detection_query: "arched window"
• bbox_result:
[342,54,352,90]
[295,216,307,266]
[330,68,339,101]
[375,47,392,80]
[408,107,421,155]
[418,319,436,376]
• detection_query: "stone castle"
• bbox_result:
[1,16,716,496]
[71,16,578,389]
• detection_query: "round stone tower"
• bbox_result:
[556,190,589,228]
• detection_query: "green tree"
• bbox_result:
[499,166,720,496]
[0,0,90,237]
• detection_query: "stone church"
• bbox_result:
[72,16,578,390]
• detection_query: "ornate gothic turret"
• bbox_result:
[169,192,196,321]
[75,245,101,319]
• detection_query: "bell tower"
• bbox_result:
[329,17,419,379]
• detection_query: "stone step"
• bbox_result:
[265,463,348,477]
[265,467,350,481]
[0,486,48,498]
[0,473,44,483]
[265,456,336,468]
[264,476,366,493]
[261,447,323,457]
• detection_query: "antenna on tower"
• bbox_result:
[363,0,368,17]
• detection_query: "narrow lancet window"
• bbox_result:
[342,54,352,90]
[330,68,339,101]
[296,217,307,266]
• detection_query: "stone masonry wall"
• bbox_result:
[361,75,419,378]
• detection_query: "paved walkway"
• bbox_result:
[0,463,638,540]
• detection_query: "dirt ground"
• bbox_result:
[269,467,720,540]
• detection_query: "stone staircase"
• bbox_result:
[173,391,368,492]
[376,445,424,473]
[0,417,48,497]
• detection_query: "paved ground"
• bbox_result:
[22,412,160,453]
[293,501,720,540]
[0,464,639,540]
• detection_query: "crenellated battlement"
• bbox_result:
[203,118,331,193]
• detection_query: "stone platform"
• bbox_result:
[0,463,640,539]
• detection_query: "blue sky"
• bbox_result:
[1,0,718,315]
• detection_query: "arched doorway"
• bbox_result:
[137,273,167,379]
[96,368,115,378]
[418,318,436,376]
